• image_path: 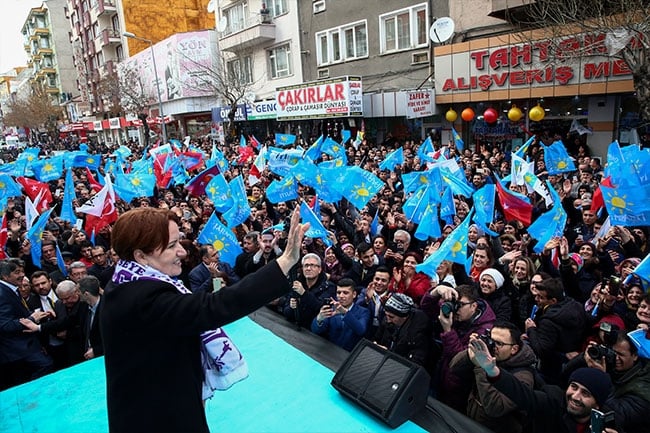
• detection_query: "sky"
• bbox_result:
[0,0,45,72]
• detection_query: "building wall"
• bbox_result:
[48,0,77,97]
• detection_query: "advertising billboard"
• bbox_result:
[275,76,363,120]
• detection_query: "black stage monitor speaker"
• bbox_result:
[331,339,430,428]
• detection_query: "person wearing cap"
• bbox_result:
[469,333,619,433]
[373,292,432,367]
[558,235,597,304]
[479,268,512,322]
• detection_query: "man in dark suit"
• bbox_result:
[189,244,240,293]
[27,271,65,369]
[0,258,53,390]
[78,275,103,359]
[234,231,259,278]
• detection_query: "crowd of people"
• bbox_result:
[0,128,648,433]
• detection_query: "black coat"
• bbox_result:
[100,262,291,433]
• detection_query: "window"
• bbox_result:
[224,2,249,34]
[268,43,292,78]
[227,56,253,84]
[313,0,325,14]
[379,3,428,53]
[315,20,367,66]
[268,0,288,17]
[116,45,124,62]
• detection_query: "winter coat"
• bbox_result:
[607,359,650,433]
[373,309,433,367]
[283,272,336,329]
[527,296,586,383]
[483,288,513,323]
[450,344,538,433]
[438,299,497,412]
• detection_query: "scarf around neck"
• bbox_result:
[111,260,248,399]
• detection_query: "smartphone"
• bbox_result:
[590,409,615,433]
[74,219,84,230]
[212,277,223,293]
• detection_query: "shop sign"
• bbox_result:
[211,105,247,122]
[109,117,121,130]
[275,76,363,120]
[405,89,435,119]
[246,100,277,120]
[93,121,103,131]
[435,33,635,95]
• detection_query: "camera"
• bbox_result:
[478,331,496,353]
[441,300,460,318]
[590,409,615,433]
[586,344,617,367]
[601,276,622,296]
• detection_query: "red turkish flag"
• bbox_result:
[16,177,53,213]
[85,168,103,193]
[591,176,612,215]
[495,180,533,226]
[76,175,119,233]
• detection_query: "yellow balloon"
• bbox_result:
[507,105,523,122]
[529,104,545,122]
[445,109,458,122]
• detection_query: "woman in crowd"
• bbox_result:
[478,268,512,322]
[388,251,430,305]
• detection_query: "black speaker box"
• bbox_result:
[331,339,430,428]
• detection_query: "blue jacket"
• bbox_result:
[311,304,370,351]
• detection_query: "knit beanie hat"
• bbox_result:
[569,253,584,272]
[568,368,613,406]
[480,268,505,289]
[384,293,414,317]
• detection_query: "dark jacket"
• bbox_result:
[100,262,291,433]
[451,344,537,433]
[483,288,513,323]
[283,272,336,329]
[491,369,610,433]
[527,296,586,383]
[608,359,650,433]
[373,308,432,367]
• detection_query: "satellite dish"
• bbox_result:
[429,17,455,44]
[217,16,228,32]
[207,0,216,13]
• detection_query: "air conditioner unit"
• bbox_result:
[313,1,326,14]
[411,51,428,65]
[317,68,329,79]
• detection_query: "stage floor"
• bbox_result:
[0,315,427,433]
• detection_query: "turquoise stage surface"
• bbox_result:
[0,316,426,433]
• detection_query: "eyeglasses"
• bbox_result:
[302,263,321,268]
[458,301,475,308]
[492,340,517,348]
[92,253,105,258]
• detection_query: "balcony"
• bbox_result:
[96,0,117,16]
[489,0,535,21]
[100,28,121,47]
[45,85,60,94]
[36,46,54,56]
[34,28,50,36]
[100,60,115,76]
[83,11,91,28]
[220,15,276,52]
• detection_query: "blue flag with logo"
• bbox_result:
[472,184,497,235]
[275,133,297,147]
[0,174,23,199]
[205,173,233,213]
[197,212,243,266]
[527,181,567,253]
[414,204,441,241]
[266,176,299,204]
[378,147,404,172]
[417,136,434,163]
[304,135,325,161]
[335,166,385,210]
[300,202,331,246]
[32,155,64,182]
[222,175,251,228]
[416,210,472,277]
[543,140,576,175]
[27,208,53,269]
[451,127,464,151]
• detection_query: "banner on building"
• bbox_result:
[275,76,363,120]
[405,89,435,119]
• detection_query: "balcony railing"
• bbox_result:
[220,15,275,52]
[100,28,121,47]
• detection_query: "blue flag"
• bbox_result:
[514,135,535,159]
[27,209,54,269]
[440,167,474,197]
[0,174,24,199]
[304,135,325,161]
[416,210,473,277]
[341,129,351,144]
[543,141,576,175]
[205,173,233,213]
[300,202,331,246]
[403,186,430,224]
[601,182,650,226]
[527,181,567,253]
[414,204,441,241]
[335,166,385,210]
[266,176,299,204]
[197,212,243,266]
[472,184,497,235]
[55,244,68,277]
[370,210,380,237]
[222,175,251,228]
[32,155,64,182]
[59,168,77,224]
[451,127,464,151]
[439,185,456,225]
[321,137,347,161]
[630,252,650,290]
[417,136,434,163]
[114,170,156,202]
[378,147,404,172]
[239,135,247,148]
[275,133,297,147]
[71,153,102,170]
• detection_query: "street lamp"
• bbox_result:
[123,31,167,145]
